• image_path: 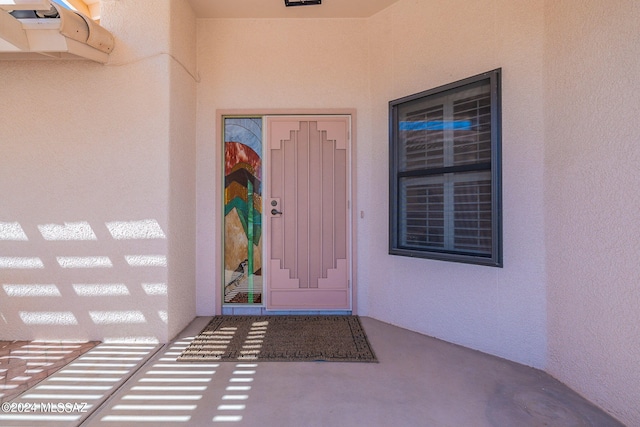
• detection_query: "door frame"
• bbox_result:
[214,109,358,315]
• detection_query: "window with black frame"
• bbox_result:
[389,69,502,266]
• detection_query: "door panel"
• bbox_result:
[266,116,350,310]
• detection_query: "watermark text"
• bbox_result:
[1,402,89,413]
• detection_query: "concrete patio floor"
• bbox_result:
[1,340,99,404]
[0,316,625,427]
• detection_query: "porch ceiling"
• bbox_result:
[187,0,401,19]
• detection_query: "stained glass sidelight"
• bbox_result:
[224,118,263,304]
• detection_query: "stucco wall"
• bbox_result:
[544,1,640,425]
[195,18,372,315]
[0,0,196,343]
[166,0,198,341]
[2,0,635,421]
[364,0,547,368]
[194,1,547,367]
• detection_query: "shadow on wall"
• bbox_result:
[0,219,168,343]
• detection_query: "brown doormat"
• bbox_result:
[177,315,377,362]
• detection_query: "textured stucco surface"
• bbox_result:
[0,60,170,341]
[194,1,548,369]
[1,0,638,423]
[194,18,372,316]
[166,0,197,341]
[0,0,197,343]
[363,0,547,368]
[194,3,638,422]
[544,1,640,425]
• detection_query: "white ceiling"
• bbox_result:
[186,0,401,19]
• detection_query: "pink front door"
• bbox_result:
[266,116,350,310]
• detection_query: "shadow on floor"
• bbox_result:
[0,317,626,427]
[1,341,99,403]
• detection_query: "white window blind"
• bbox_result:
[390,69,502,266]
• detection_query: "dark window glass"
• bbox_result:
[389,70,502,266]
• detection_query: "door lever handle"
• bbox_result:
[271,209,283,215]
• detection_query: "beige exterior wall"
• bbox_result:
[364,0,547,367]
[166,0,197,341]
[194,18,372,314]
[194,2,639,423]
[0,0,196,343]
[194,0,549,368]
[544,1,640,425]
[1,0,638,423]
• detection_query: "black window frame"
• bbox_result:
[389,69,503,267]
